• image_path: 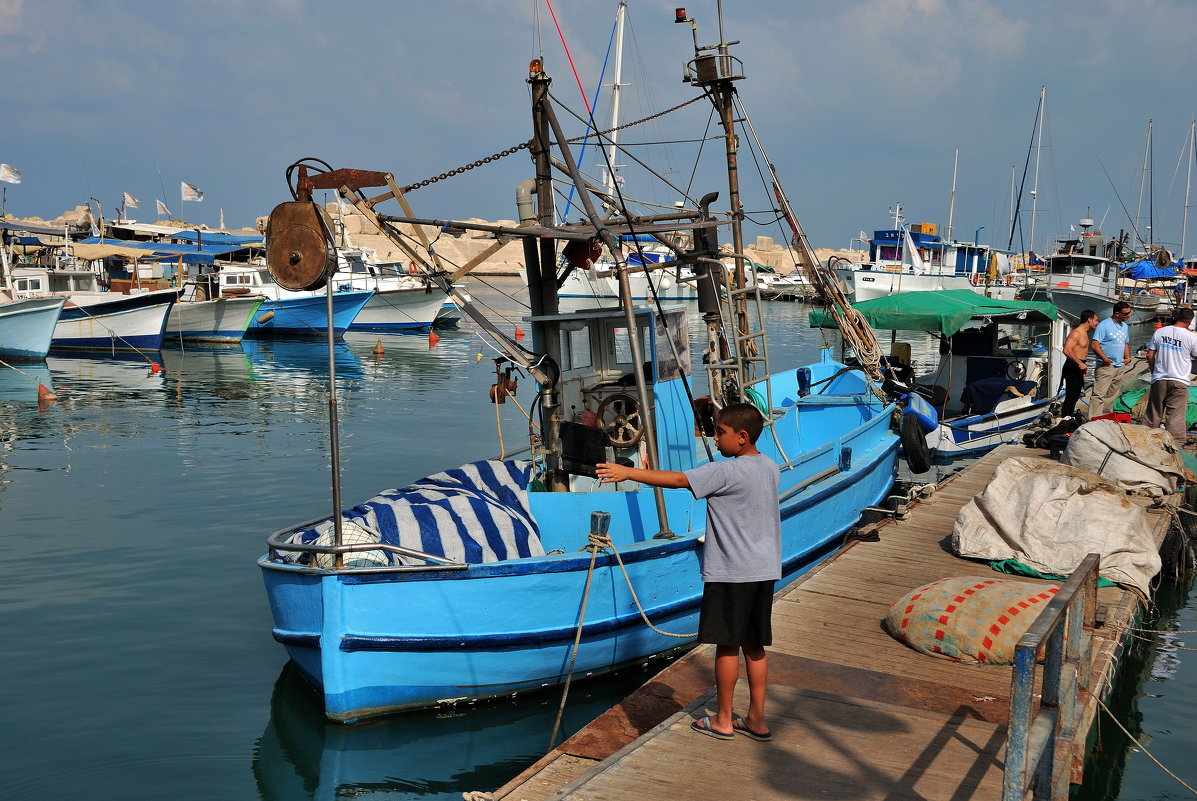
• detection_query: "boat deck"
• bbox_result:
[493,444,1173,801]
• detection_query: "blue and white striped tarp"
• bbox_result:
[280,460,543,566]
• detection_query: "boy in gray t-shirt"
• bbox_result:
[597,402,781,742]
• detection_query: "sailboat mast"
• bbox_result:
[1029,86,1045,257]
[947,149,958,242]
[1184,120,1195,259]
[604,2,627,199]
[1135,120,1152,247]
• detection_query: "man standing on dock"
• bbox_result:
[1061,310,1098,419]
[1144,307,1197,439]
[1089,302,1133,418]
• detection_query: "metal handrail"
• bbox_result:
[1002,552,1099,801]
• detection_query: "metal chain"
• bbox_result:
[399,95,706,193]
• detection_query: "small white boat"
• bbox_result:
[9,266,179,351]
[166,287,265,343]
[0,296,66,360]
[330,251,447,332]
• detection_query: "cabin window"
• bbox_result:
[611,325,648,366]
[655,309,691,382]
[559,327,592,371]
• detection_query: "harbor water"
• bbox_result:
[0,278,1192,800]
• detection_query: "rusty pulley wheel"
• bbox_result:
[265,200,335,291]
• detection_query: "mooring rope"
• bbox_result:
[1095,695,1197,796]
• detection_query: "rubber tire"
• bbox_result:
[900,411,933,474]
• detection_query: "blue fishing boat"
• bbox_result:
[257,8,900,722]
[219,265,373,337]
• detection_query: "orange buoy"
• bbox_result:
[515,327,525,340]
[429,331,440,347]
[37,383,57,403]
[372,340,385,355]
[149,362,163,374]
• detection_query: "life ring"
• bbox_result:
[408,262,420,275]
[900,411,932,473]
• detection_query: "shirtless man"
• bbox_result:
[1061,309,1098,418]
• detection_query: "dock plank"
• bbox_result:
[494,445,1167,801]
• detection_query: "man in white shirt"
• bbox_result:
[1144,307,1197,438]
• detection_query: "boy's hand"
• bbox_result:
[596,462,630,483]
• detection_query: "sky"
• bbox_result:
[3,0,1197,257]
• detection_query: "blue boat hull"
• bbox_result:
[246,291,373,337]
[260,360,898,722]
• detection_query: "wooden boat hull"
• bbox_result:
[0,297,66,360]
[166,295,265,343]
[259,360,898,722]
[52,289,180,352]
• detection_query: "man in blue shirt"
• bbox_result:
[1089,301,1132,418]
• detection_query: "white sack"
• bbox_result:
[952,456,1161,596]
[1061,420,1189,497]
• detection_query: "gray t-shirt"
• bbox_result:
[684,453,782,583]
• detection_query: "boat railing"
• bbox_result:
[265,518,468,572]
[1001,552,1099,801]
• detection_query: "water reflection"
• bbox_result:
[252,662,657,800]
[0,362,54,404]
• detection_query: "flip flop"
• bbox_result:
[690,716,734,740]
[732,717,773,742]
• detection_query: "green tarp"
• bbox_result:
[808,289,1058,336]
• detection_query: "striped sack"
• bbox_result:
[278,460,544,566]
[883,576,1059,664]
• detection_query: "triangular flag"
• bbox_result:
[0,163,21,184]
[123,192,140,209]
[156,199,171,217]
[181,181,204,202]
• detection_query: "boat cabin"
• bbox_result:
[8,267,101,299]
[921,312,1064,418]
[526,305,696,485]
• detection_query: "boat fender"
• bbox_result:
[256,310,275,324]
[899,411,933,473]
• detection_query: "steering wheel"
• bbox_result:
[1005,360,1026,381]
[595,393,644,448]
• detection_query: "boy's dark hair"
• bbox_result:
[1080,309,1098,324]
[1173,307,1195,325]
[717,402,765,443]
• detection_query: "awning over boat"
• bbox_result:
[76,237,255,264]
[69,242,168,261]
[808,289,1058,337]
[171,231,264,246]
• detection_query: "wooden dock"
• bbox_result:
[492,444,1174,801]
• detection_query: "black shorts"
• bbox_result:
[697,580,774,647]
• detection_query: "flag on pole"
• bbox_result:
[0,163,21,184]
[859,230,869,242]
[156,199,171,217]
[181,181,203,202]
[123,192,140,209]
[219,208,225,231]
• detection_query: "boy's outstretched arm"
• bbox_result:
[596,462,690,488]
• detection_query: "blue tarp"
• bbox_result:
[171,231,264,246]
[1121,259,1178,279]
[77,237,253,265]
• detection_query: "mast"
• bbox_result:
[523,62,568,492]
[946,148,958,242]
[603,2,627,199]
[1135,119,1152,248]
[1184,120,1195,260]
[1029,86,1045,257]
